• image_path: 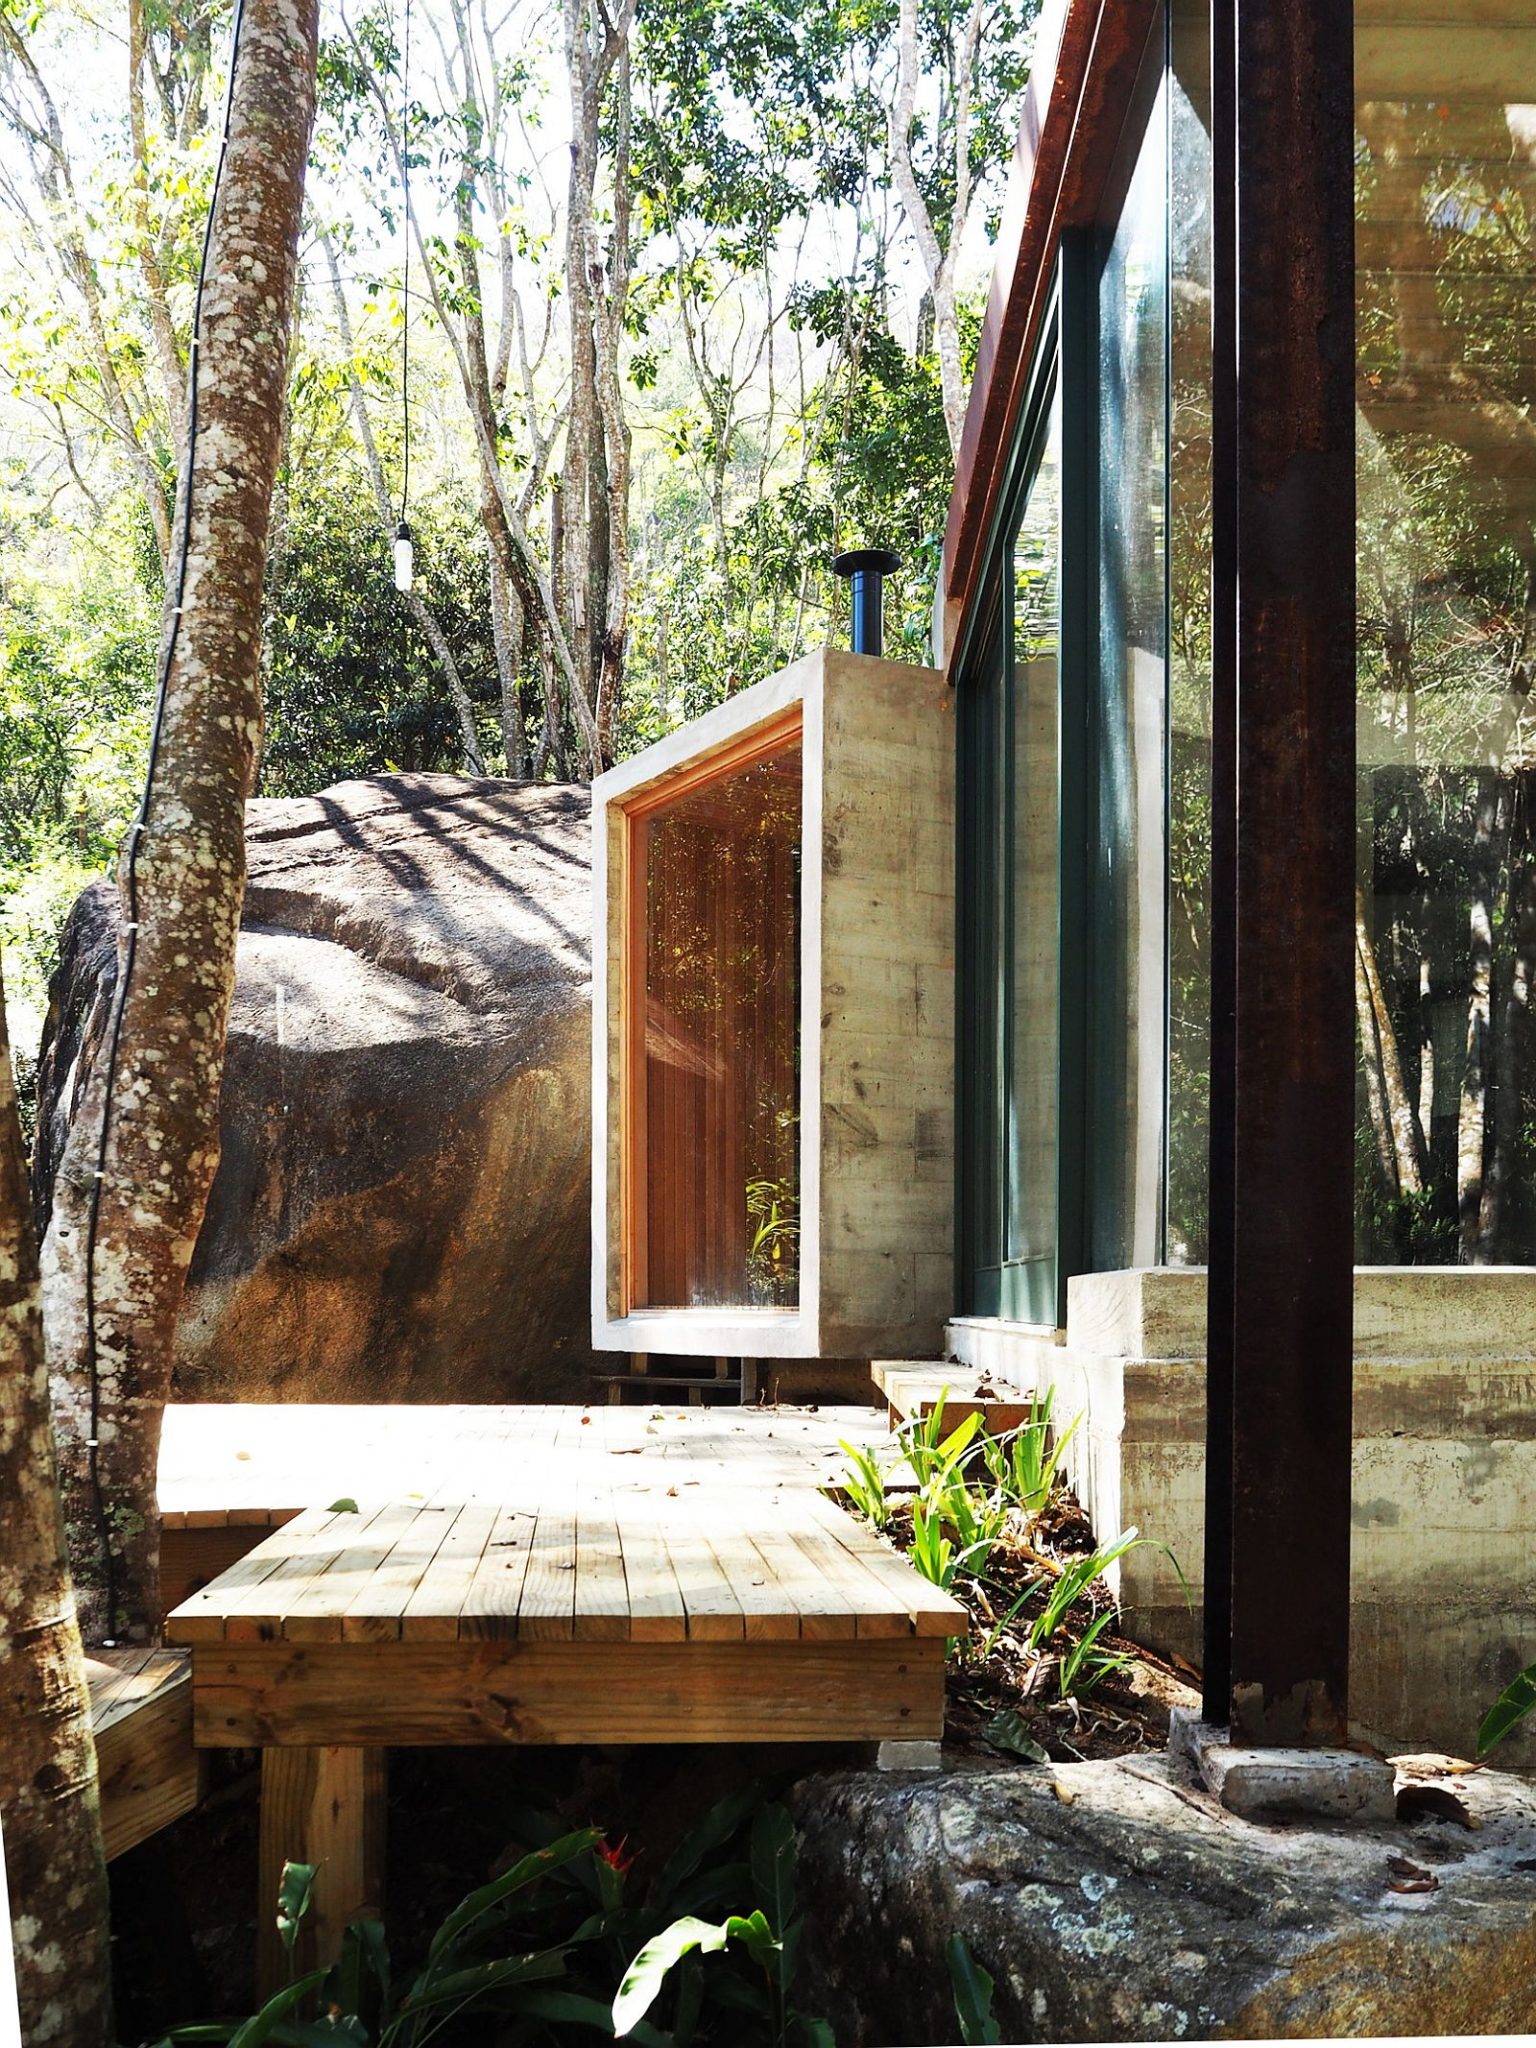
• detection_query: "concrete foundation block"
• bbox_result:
[1169,1706,1399,1822]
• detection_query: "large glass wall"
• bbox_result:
[1093,76,1169,1270]
[629,735,801,1308]
[959,382,1064,1324]
[1355,6,1536,1263]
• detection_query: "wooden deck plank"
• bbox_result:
[84,1648,156,1731]
[165,1507,349,1645]
[340,1504,462,1643]
[457,1411,563,1641]
[798,1490,970,1638]
[88,1649,201,1859]
[401,1503,500,1642]
[191,1638,948,1747]
[281,1504,425,1644]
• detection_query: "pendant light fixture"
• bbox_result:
[394,0,415,595]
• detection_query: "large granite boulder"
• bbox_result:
[34,774,594,1402]
[790,1754,1536,2042]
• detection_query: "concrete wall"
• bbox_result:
[949,1268,1536,1765]
[592,648,955,1359]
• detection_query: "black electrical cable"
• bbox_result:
[398,0,412,530]
[79,0,250,1647]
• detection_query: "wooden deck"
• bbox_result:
[86,1649,201,1860]
[157,1403,962,1989]
[164,1404,963,1747]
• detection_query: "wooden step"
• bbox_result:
[86,1648,204,1860]
[870,1361,1037,1433]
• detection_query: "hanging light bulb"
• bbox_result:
[393,518,415,594]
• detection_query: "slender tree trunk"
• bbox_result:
[1480,805,1536,1256]
[320,232,485,773]
[41,0,320,1643]
[0,960,113,2048]
[1458,773,1508,1260]
[1353,882,1424,1198]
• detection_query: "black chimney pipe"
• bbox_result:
[832,547,902,657]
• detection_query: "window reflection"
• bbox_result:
[1009,390,1063,1300]
[631,738,802,1308]
[1355,13,1536,1261]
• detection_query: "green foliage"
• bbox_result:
[262,480,503,793]
[945,1936,1001,2046]
[979,1389,1078,1518]
[1478,1662,1536,1757]
[154,1830,601,2047]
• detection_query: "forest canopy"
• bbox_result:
[0,0,1037,1065]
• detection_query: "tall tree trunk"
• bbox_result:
[41,0,320,1643]
[1353,882,1424,1198]
[0,960,113,2048]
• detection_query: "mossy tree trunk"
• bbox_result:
[40,0,320,1644]
[0,961,113,2048]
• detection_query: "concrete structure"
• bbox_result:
[947,1269,1536,1764]
[591,647,955,1360]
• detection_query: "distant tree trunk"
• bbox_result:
[1458,772,1509,1260]
[0,960,113,2048]
[1354,882,1424,1199]
[889,0,983,456]
[319,231,486,774]
[41,0,320,1643]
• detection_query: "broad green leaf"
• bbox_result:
[612,1915,732,2037]
[946,1935,1002,2045]
[422,1827,602,1972]
[651,1786,760,1905]
[397,1944,566,2013]
[1478,1662,1536,1755]
[276,1863,317,1954]
[225,1972,329,2048]
[984,1708,1050,1765]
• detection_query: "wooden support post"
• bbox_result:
[257,1747,386,2000]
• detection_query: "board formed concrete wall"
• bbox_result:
[949,1267,1536,1765]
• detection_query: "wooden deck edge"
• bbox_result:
[89,1653,204,1860]
[191,1638,948,1747]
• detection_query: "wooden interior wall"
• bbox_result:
[640,747,802,1307]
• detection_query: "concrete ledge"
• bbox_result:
[1169,1707,1398,1823]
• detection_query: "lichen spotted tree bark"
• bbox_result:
[0,961,113,2048]
[41,0,320,1644]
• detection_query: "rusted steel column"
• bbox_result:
[1202,0,1356,1744]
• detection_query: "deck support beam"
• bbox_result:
[1203,0,1357,1744]
[257,1746,387,1999]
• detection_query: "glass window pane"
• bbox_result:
[634,739,801,1307]
[1095,80,1169,1269]
[1008,390,1063,1298]
[1355,8,1536,1261]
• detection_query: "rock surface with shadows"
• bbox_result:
[789,1752,1536,2042]
[34,773,594,1401]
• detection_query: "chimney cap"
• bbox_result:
[832,547,902,578]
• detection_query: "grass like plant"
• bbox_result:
[980,1388,1079,1517]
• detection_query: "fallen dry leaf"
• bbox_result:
[1386,1854,1439,1894]
[1053,1780,1076,1805]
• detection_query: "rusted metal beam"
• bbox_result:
[1203,0,1356,1745]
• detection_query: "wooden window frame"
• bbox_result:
[615,705,806,1317]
